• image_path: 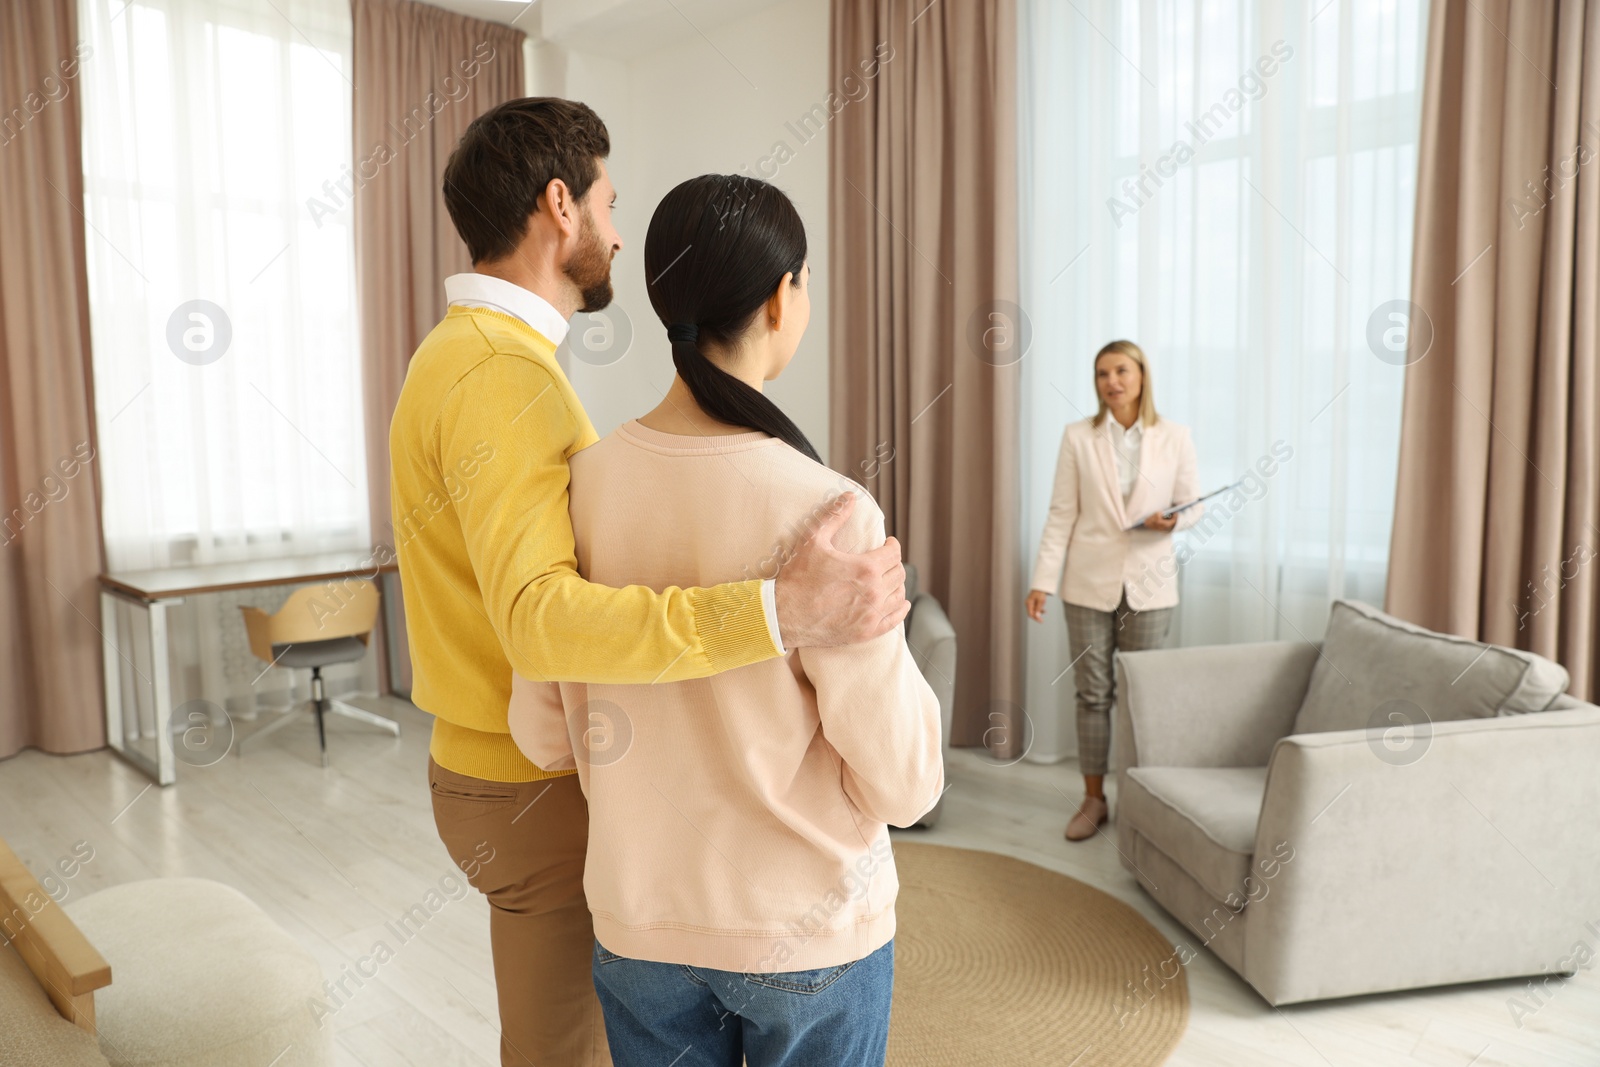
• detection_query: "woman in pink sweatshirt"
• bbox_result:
[508,173,944,1067]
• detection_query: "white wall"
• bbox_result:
[528,0,832,461]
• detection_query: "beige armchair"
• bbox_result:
[1111,599,1600,1005]
[1,836,332,1066]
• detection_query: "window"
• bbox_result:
[80,0,366,571]
[1019,0,1429,758]
[1020,0,1427,650]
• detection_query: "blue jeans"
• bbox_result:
[591,938,894,1067]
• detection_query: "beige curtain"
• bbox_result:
[829,0,1023,751]
[0,0,107,758]
[352,0,524,692]
[1388,0,1600,698]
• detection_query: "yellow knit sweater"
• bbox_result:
[389,306,780,782]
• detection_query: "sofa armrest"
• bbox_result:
[906,592,956,744]
[906,593,955,829]
[1113,641,1318,770]
[1244,705,1600,1005]
[0,838,111,1031]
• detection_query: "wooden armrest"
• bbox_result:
[0,838,111,1031]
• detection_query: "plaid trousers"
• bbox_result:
[1061,592,1173,777]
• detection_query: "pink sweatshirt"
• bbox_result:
[508,419,944,974]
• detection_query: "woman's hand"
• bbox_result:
[1142,510,1178,532]
[1026,590,1049,622]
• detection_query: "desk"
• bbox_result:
[99,551,403,786]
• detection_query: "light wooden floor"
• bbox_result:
[2,697,1595,1067]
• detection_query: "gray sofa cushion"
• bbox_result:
[1292,600,1568,736]
[1119,766,1268,903]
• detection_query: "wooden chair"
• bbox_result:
[238,578,399,766]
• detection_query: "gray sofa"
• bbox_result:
[903,563,955,828]
[1111,598,1600,1005]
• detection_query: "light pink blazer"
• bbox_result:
[1030,416,1203,612]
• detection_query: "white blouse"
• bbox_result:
[1107,417,1143,500]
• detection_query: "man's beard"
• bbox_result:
[565,210,614,313]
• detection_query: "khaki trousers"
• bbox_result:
[429,758,612,1067]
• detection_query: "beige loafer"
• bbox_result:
[1064,795,1109,841]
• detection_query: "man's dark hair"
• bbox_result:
[442,97,610,265]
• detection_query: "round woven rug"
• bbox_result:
[886,842,1188,1066]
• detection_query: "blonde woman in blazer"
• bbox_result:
[1026,340,1204,842]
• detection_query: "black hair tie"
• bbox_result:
[666,322,699,345]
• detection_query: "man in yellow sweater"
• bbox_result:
[389,98,908,1067]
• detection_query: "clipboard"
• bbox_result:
[1125,479,1246,531]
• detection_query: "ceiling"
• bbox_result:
[423,0,792,56]
[422,0,540,29]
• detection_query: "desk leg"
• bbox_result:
[100,593,172,787]
[149,601,176,786]
[380,570,410,700]
[101,591,124,756]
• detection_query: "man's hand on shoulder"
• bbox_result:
[774,492,910,648]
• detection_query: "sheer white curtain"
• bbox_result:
[1019,0,1427,761]
[79,0,368,716]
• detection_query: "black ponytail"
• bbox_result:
[645,174,821,464]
